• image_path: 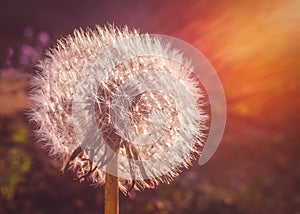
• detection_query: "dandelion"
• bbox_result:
[29,24,210,213]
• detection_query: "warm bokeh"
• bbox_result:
[0,0,299,213]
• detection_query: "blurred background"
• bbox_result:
[0,0,299,213]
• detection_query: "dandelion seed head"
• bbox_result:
[29,24,209,193]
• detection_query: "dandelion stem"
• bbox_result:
[105,149,119,214]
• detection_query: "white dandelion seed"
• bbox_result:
[29,24,223,195]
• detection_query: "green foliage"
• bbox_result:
[0,118,31,201]
[0,148,31,200]
[10,121,29,144]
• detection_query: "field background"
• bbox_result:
[0,0,299,213]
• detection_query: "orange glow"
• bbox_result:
[165,1,300,131]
